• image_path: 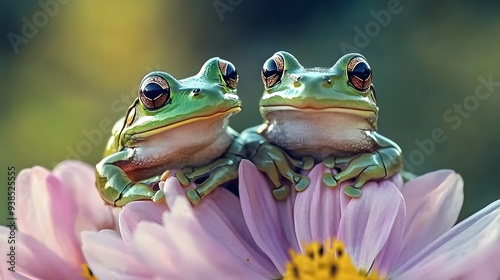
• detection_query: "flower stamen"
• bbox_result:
[81,263,98,280]
[283,239,385,280]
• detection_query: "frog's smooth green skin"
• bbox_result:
[96,57,243,206]
[243,51,403,199]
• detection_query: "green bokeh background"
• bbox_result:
[1,1,499,226]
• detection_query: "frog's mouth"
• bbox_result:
[133,106,241,139]
[261,105,376,121]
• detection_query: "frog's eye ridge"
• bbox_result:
[139,76,170,110]
[218,59,238,89]
[347,57,372,91]
[262,54,284,88]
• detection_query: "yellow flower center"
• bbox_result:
[283,240,385,280]
[81,263,98,280]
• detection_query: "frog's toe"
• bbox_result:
[323,156,336,169]
[302,156,315,170]
[333,164,364,185]
[322,172,337,187]
[294,175,310,192]
[341,165,385,198]
[344,186,363,198]
[151,190,165,203]
[176,172,190,186]
[272,185,290,200]
[160,170,171,181]
[352,168,377,189]
[186,189,201,205]
[115,183,155,207]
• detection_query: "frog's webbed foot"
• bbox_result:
[325,152,387,198]
[174,157,240,205]
[116,182,158,206]
[251,142,313,200]
[321,155,338,187]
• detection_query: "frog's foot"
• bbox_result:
[114,182,156,207]
[253,143,310,199]
[322,155,337,187]
[151,189,165,203]
[176,158,239,205]
[175,171,191,186]
[256,161,290,200]
[159,170,171,181]
[285,153,315,171]
[332,152,386,198]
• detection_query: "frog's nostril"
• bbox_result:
[323,76,332,84]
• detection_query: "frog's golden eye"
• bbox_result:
[139,76,170,110]
[347,57,372,91]
[262,54,284,88]
[218,59,238,90]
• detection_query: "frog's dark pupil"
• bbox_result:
[262,58,279,79]
[224,63,238,81]
[351,62,371,80]
[143,83,168,99]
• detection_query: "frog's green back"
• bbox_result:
[103,116,126,156]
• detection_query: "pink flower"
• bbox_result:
[0,161,119,279]
[239,160,500,279]
[81,178,280,279]
[16,159,497,279]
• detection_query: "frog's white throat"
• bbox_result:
[261,106,378,158]
[125,112,236,180]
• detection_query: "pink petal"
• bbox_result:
[371,202,406,275]
[397,170,463,267]
[47,174,87,265]
[392,200,500,279]
[53,161,118,233]
[0,227,82,279]
[338,179,405,272]
[134,205,265,280]
[14,161,120,275]
[16,166,84,267]
[163,178,278,278]
[0,227,27,280]
[457,244,500,280]
[238,160,297,274]
[119,201,168,244]
[192,188,279,278]
[294,163,345,251]
[203,183,257,247]
[15,166,55,240]
[278,190,301,252]
[132,222,180,279]
[81,230,154,279]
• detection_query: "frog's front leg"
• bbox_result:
[174,135,246,205]
[325,133,403,198]
[174,157,238,205]
[96,148,156,206]
[242,127,314,200]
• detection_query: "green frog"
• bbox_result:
[242,51,403,199]
[96,57,243,206]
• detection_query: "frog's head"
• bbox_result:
[119,57,241,146]
[259,51,379,129]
